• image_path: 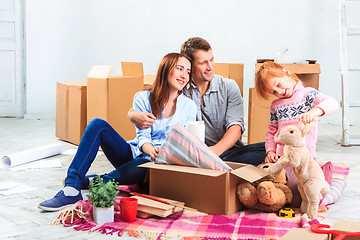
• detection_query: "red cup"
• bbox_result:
[120,197,138,222]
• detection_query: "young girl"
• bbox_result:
[39,53,198,211]
[255,61,338,206]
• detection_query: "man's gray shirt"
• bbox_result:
[184,74,245,149]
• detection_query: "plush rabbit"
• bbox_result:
[266,121,330,219]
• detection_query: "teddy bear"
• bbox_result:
[266,121,330,219]
[236,163,293,213]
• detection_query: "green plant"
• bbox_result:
[87,177,119,208]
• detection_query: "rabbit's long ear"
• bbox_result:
[298,119,316,137]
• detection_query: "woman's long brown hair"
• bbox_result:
[149,53,191,118]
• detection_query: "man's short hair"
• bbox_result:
[181,37,212,61]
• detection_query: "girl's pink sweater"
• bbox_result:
[265,82,338,158]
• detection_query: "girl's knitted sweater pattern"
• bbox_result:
[265,82,338,158]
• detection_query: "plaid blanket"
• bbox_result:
[54,199,320,240]
[51,162,349,240]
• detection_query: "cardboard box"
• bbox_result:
[280,228,328,240]
[331,220,360,240]
[143,74,156,90]
[214,63,244,95]
[281,219,360,240]
[255,59,320,90]
[140,161,268,215]
[247,60,321,144]
[56,81,87,145]
[247,88,276,144]
[121,62,156,90]
[87,65,143,141]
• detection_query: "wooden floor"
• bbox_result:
[0,118,360,239]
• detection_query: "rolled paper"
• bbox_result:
[1,142,64,168]
[186,121,205,143]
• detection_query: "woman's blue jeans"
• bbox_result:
[64,118,150,190]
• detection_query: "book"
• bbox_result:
[115,194,184,218]
[134,195,185,218]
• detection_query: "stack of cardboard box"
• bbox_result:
[56,81,87,145]
[55,63,153,145]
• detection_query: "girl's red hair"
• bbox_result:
[255,61,300,99]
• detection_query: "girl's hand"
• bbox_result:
[298,107,324,124]
[265,151,278,163]
[150,147,160,161]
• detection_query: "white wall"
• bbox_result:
[25,0,360,125]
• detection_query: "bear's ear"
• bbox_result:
[298,120,316,137]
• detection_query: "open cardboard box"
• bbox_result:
[87,65,143,141]
[56,81,87,145]
[140,161,268,215]
[281,219,360,240]
[248,59,321,144]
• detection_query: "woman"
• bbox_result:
[39,53,198,211]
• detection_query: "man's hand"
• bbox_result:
[209,125,242,156]
[128,108,156,129]
[209,145,223,156]
[265,151,278,163]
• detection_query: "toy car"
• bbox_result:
[278,208,295,218]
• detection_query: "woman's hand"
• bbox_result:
[141,143,159,160]
[149,147,160,161]
[265,151,278,163]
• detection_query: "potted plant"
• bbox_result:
[87,176,119,224]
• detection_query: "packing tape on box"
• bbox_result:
[1,142,64,169]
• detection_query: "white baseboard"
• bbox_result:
[24,113,55,120]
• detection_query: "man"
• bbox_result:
[129,37,265,165]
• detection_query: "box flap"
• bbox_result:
[63,81,87,89]
[255,61,320,74]
[87,65,113,78]
[257,59,317,64]
[139,162,226,177]
[231,164,268,182]
[121,62,144,76]
[281,63,321,74]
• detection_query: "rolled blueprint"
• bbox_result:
[186,121,205,143]
[1,142,64,169]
